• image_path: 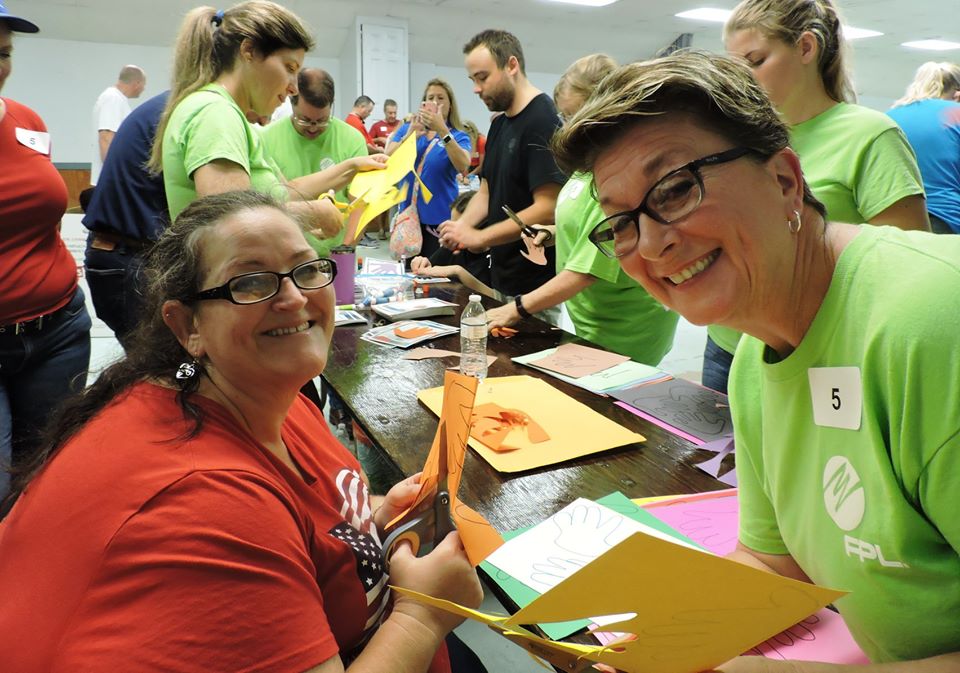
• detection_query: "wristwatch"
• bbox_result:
[514,294,533,319]
[440,133,453,146]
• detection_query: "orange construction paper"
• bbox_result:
[387,371,503,566]
[394,325,433,339]
[418,376,645,473]
[491,326,517,338]
[472,403,550,452]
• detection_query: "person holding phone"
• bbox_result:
[386,79,471,258]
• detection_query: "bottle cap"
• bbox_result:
[469,294,481,302]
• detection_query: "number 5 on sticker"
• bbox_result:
[807,367,862,430]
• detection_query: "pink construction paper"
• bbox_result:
[614,400,704,446]
[644,492,740,556]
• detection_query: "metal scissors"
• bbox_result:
[381,423,457,562]
[501,205,539,238]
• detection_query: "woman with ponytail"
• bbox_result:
[151,2,384,241]
[697,0,930,394]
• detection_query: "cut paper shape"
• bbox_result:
[404,530,845,673]
[491,326,517,338]
[519,234,548,266]
[402,347,462,360]
[387,371,503,566]
[694,438,737,485]
[640,491,869,665]
[471,403,550,452]
[394,325,433,339]
[514,348,671,395]
[346,134,431,242]
[529,343,630,379]
[360,319,458,349]
[418,376,644,472]
[612,378,732,444]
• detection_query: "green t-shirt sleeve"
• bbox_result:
[346,128,367,160]
[853,127,924,221]
[181,101,252,178]
[563,216,621,284]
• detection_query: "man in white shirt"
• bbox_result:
[90,65,145,185]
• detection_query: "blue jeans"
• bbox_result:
[702,335,734,395]
[85,240,146,347]
[0,288,92,500]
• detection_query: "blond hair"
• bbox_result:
[551,50,825,216]
[893,61,960,107]
[724,0,855,104]
[148,1,313,172]
[422,78,464,131]
[554,53,617,105]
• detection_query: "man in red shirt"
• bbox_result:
[344,95,379,155]
[369,99,400,149]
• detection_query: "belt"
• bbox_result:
[90,230,150,253]
[0,300,73,336]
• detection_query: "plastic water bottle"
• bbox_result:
[460,294,488,380]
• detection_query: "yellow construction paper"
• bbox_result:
[418,376,644,472]
[397,530,845,673]
[506,532,846,673]
[391,587,602,671]
[387,371,504,566]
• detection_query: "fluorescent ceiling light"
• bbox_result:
[676,8,882,40]
[544,0,619,5]
[843,26,883,40]
[902,39,960,51]
[675,8,732,22]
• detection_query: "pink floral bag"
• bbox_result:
[389,137,440,260]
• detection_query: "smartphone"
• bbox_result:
[420,100,439,115]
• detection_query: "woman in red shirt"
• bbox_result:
[0,6,91,503]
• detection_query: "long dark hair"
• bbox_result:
[1,191,288,517]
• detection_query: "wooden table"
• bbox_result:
[323,282,725,534]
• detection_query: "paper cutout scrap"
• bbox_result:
[471,402,550,452]
[519,233,548,266]
[403,347,461,360]
[491,326,517,338]
[515,348,671,395]
[612,378,732,444]
[418,376,644,472]
[388,371,503,566]
[346,134,431,242]
[693,436,737,485]
[530,343,630,379]
[403,529,845,673]
[394,325,433,339]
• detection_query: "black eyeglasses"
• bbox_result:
[588,147,758,259]
[185,258,338,305]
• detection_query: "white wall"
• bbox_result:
[4,36,339,165]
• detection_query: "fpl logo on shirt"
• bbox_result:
[822,456,907,568]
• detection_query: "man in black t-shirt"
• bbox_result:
[438,29,566,300]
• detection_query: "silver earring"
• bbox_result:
[176,357,199,380]
[787,209,802,234]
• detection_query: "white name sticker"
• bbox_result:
[808,367,862,430]
[15,128,51,155]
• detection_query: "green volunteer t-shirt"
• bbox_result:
[555,173,678,365]
[729,225,960,663]
[791,102,924,225]
[260,116,368,257]
[708,102,926,357]
[162,83,286,219]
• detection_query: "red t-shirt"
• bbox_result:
[470,134,486,170]
[0,98,75,323]
[0,384,392,672]
[345,112,373,145]
[369,118,400,141]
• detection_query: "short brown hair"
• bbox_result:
[552,50,824,216]
[293,68,334,108]
[463,29,525,75]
